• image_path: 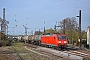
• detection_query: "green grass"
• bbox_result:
[2,42,29,52]
[12,42,29,52]
[21,54,33,60]
[1,42,53,60]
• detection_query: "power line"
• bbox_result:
[82,19,90,22]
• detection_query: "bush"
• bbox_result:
[6,40,12,46]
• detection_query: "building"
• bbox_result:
[87,26,90,47]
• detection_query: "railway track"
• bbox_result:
[12,42,41,60]
[25,43,90,60]
[61,50,90,60]
[36,47,90,60]
[25,44,58,60]
[11,42,63,60]
[12,43,23,60]
[25,44,74,60]
[3,41,88,60]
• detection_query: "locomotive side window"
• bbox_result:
[58,36,62,40]
[58,36,66,40]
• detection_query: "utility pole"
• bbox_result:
[63,19,65,34]
[54,25,62,33]
[77,10,82,47]
[12,27,15,36]
[1,8,6,34]
[23,25,29,35]
[54,21,65,34]
[44,21,46,34]
[23,25,27,35]
[7,25,8,38]
[54,25,56,32]
[1,8,6,46]
[44,26,45,33]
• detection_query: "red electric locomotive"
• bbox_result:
[41,34,68,49]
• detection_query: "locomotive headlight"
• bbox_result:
[59,41,61,43]
[64,41,67,43]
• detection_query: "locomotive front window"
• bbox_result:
[62,36,66,39]
[58,36,66,40]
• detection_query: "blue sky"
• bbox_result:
[0,0,90,35]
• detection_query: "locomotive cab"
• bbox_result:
[57,35,68,48]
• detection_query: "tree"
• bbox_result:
[59,17,78,44]
[66,30,78,44]
[60,17,78,32]
[81,30,87,48]
[34,31,42,35]
[45,28,55,34]
[82,30,87,39]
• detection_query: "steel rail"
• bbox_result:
[12,43,23,60]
